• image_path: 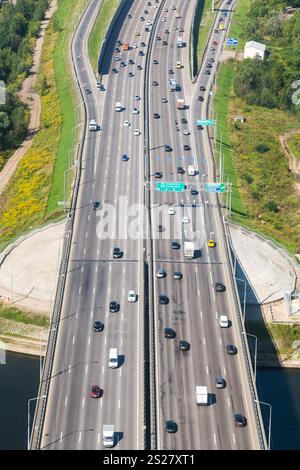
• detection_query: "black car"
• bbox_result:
[191,189,198,196]
[209,58,215,62]
[137,65,143,70]
[153,59,159,64]
[113,247,122,258]
[145,27,150,32]
[207,63,212,68]
[200,86,206,91]
[153,113,160,119]
[164,328,176,339]
[234,414,247,427]
[226,344,238,355]
[181,118,187,124]
[183,144,190,151]
[166,420,178,433]
[85,88,91,94]
[215,282,226,292]
[156,35,161,41]
[158,225,163,232]
[152,80,158,86]
[93,201,101,210]
[128,59,134,64]
[169,69,174,74]
[179,340,190,351]
[165,145,172,151]
[197,124,203,130]
[109,301,119,313]
[155,171,162,178]
[177,166,185,174]
[198,96,204,101]
[214,29,219,33]
[128,13,132,18]
[139,51,144,56]
[141,41,146,47]
[163,40,168,45]
[93,321,104,332]
[165,29,169,34]
[171,241,180,249]
[159,295,169,305]
[128,72,134,77]
[206,70,211,75]
[112,68,118,73]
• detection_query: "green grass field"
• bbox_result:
[195,0,216,68]
[88,0,121,72]
[214,62,247,217]
[225,0,251,51]
[0,302,48,328]
[287,133,300,160]
[46,0,88,215]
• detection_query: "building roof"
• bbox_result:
[244,41,266,52]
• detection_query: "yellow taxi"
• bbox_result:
[135,32,141,36]
[207,239,216,248]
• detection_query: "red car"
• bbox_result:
[90,385,102,398]
[212,40,218,45]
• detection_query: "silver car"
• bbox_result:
[156,268,166,278]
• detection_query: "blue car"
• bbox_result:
[122,154,129,161]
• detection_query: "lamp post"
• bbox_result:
[27,395,46,449]
[242,331,257,382]
[255,399,272,450]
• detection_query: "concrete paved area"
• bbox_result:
[229,224,297,304]
[0,221,65,313]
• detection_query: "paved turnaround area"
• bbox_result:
[37,0,264,450]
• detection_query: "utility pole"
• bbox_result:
[212,0,214,13]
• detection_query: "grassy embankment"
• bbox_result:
[88,0,121,72]
[214,1,300,254]
[0,302,48,328]
[247,320,300,364]
[195,0,217,68]
[0,0,88,251]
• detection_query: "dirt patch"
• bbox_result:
[0,1,58,197]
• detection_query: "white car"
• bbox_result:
[168,207,176,215]
[134,95,141,100]
[132,43,137,48]
[146,21,152,26]
[219,315,229,328]
[124,120,130,127]
[134,129,140,136]
[182,216,190,224]
[183,129,190,135]
[161,17,166,22]
[127,290,137,303]
[164,8,168,12]
[115,56,120,61]
[133,108,139,114]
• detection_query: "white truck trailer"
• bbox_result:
[177,36,183,47]
[89,119,98,131]
[196,386,208,405]
[170,79,177,91]
[184,242,195,259]
[103,425,115,447]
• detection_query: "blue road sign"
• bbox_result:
[227,38,238,46]
[196,119,215,126]
[204,183,225,193]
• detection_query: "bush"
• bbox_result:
[265,200,279,212]
[255,143,270,153]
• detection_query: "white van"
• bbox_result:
[115,102,122,112]
[187,165,195,176]
[108,348,118,368]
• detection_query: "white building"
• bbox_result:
[244,41,266,60]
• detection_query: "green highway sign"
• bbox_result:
[204,183,225,193]
[156,182,186,192]
[196,119,215,126]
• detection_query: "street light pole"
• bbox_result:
[255,400,272,450]
[27,395,46,450]
[242,332,257,382]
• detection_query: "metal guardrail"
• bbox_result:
[29,1,91,450]
[143,0,167,451]
[201,1,267,449]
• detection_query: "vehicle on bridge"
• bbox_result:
[184,242,195,259]
[103,425,115,447]
[177,36,183,47]
[89,119,98,131]
[196,386,208,405]
[176,98,185,110]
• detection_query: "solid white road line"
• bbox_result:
[85,364,88,374]
[81,266,84,273]
[219,337,222,346]
[95,265,98,273]
[82,398,85,408]
[102,366,104,375]
[88,336,90,345]
[79,432,82,443]
[223,366,226,376]
[79,286,82,294]
[206,365,209,375]
[228,397,231,408]
[90,311,94,318]
[65,396,68,407]
[200,311,203,319]
[233,433,236,445]
[104,335,107,345]
[214,433,217,444]
[72,336,75,345]
[60,432,63,443]
[203,337,206,345]
[76,311,78,318]
[68,364,71,374]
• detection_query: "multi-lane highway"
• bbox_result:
[33,0,265,451]
[148,0,260,449]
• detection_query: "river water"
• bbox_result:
[0,353,299,449]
